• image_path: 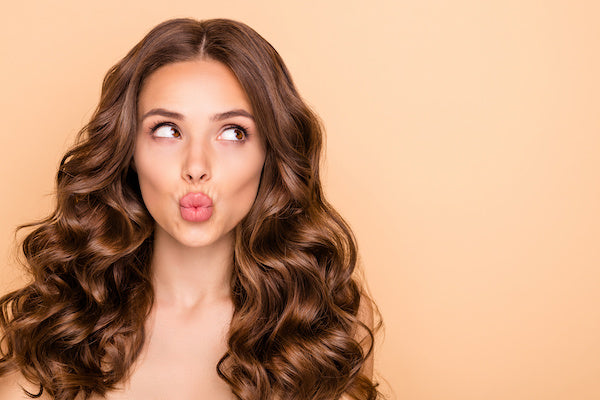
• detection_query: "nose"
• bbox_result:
[181,140,211,184]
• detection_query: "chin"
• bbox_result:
[175,235,216,248]
[175,228,234,249]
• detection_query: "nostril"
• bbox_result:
[184,171,209,183]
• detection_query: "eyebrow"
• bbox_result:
[140,108,254,122]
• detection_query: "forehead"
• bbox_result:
[137,59,251,118]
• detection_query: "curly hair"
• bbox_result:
[0,18,381,399]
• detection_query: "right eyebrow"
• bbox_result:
[140,108,184,122]
[140,108,255,123]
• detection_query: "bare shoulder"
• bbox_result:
[353,265,377,333]
[0,371,26,399]
[357,291,377,380]
[0,370,47,400]
[357,290,375,331]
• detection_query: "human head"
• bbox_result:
[8,18,378,400]
[133,58,267,249]
[59,17,324,247]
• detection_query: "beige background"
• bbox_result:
[1,1,599,399]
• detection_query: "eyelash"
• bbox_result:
[147,120,251,142]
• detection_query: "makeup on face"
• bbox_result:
[179,192,213,222]
[133,59,266,249]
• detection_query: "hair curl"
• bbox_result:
[0,18,382,399]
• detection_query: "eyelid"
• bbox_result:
[217,124,250,142]
[148,121,181,138]
[147,120,251,141]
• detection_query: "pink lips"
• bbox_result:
[179,192,213,222]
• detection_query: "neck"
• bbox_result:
[150,226,234,310]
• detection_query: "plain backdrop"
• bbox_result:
[1,1,599,399]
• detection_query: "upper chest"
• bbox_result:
[98,301,235,400]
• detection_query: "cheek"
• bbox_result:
[221,152,265,211]
[134,150,175,208]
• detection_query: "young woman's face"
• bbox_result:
[133,58,266,248]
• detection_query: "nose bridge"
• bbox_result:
[182,133,211,183]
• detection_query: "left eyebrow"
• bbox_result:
[210,109,254,122]
[140,108,254,123]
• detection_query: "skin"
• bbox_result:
[0,57,374,399]
[1,57,264,400]
[133,58,265,308]
[115,58,265,399]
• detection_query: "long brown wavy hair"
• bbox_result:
[0,18,381,399]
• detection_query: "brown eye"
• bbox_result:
[220,126,247,141]
[152,123,181,138]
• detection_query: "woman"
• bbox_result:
[0,18,381,399]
